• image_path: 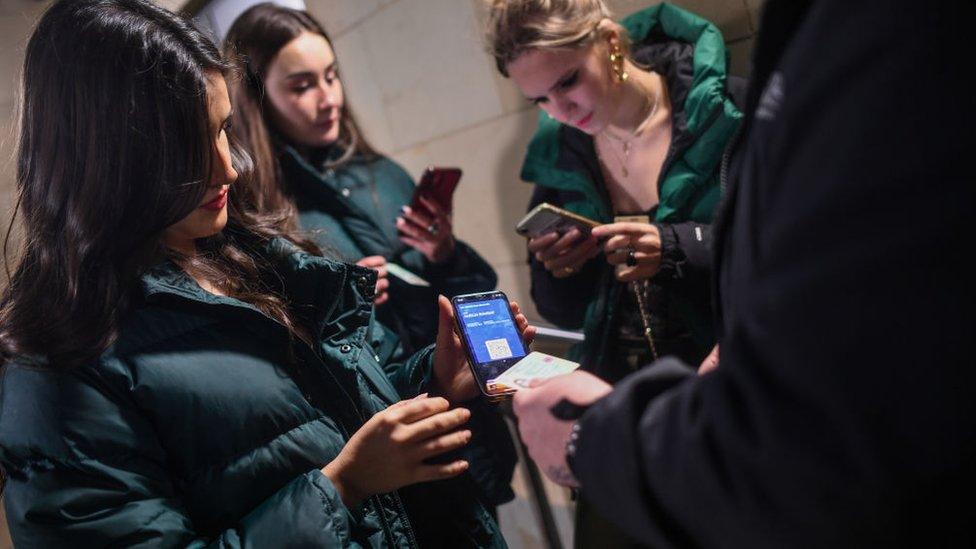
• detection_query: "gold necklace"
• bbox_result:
[597,80,661,178]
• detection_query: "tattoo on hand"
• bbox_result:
[546,465,576,485]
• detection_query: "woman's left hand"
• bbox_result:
[397,196,456,264]
[431,295,536,403]
[590,222,663,282]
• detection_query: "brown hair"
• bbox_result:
[484,0,626,76]
[223,3,378,223]
[0,0,319,369]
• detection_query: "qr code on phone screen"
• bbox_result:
[485,338,513,360]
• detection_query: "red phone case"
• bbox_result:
[411,167,461,214]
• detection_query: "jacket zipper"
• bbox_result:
[720,123,744,194]
[389,490,419,548]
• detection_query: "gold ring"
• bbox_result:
[561,266,576,276]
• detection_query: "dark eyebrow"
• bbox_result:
[284,62,337,81]
[525,67,577,102]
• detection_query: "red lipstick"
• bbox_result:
[576,112,594,129]
[200,189,228,212]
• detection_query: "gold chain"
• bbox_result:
[631,279,659,361]
[596,78,661,179]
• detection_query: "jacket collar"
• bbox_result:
[136,238,377,346]
[278,145,362,217]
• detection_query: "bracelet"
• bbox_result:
[565,421,582,464]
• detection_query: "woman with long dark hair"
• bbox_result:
[223,3,498,355]
[0,1,528,546]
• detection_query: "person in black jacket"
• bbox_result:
[512,0,976,546]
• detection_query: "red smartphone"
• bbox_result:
[410,166,461,215]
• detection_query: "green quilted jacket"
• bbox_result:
[0,240,505,548]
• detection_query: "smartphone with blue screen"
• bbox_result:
[451,291,528,398]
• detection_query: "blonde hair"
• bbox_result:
[484,0,626,76]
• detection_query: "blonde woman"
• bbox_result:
[487,1,743,388]
[486,1,744,545]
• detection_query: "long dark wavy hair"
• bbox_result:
[223,2,379,222]
[0,0,319,370]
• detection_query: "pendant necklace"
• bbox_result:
[598,79,662,179]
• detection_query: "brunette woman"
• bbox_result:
[0,1,530,546]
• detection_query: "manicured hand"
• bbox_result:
[431,295,536,402]
[590,222,662,282]
[397,196,456,264]
[355,255,390,306]
[527,228,600,278]
[321,396,473,508]
[512,370,612,487]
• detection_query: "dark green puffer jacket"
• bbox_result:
[0,241,505,548]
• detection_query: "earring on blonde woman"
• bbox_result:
[609,42,628,83]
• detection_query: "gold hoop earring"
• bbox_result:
[609,43,628,83]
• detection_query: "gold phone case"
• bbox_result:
[515,203,601,238]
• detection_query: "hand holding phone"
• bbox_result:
[410,166,461,215]
[450,291,534,399]
[398,167,462,264]
[527,229,602,279]
[515,203,600,239]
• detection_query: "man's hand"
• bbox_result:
[512,370,612,487]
